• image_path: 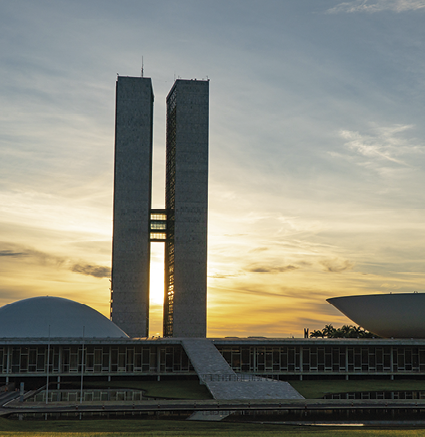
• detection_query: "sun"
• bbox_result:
[150,243,165,305]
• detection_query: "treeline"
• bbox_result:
[309,324,377,338]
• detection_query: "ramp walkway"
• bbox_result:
[181,339,304,401]
[205,375,304,400]
[181,338,236,378]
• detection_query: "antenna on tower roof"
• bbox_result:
[141,57,144,77]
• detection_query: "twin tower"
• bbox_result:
[110,76,209,338]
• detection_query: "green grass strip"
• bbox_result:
[2,419,425,436]
[291,379,425,399]
[84,379,212,400]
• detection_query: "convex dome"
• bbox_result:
[0,296,128,338]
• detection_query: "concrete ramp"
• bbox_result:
[181,338,236,379]
[206,376,304,400]
[181,339,304,401]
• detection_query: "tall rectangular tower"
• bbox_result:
[111,76,154,338]
[164,79,209,338]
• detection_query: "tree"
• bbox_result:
[309,324,377,338]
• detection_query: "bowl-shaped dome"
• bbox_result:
[327,293,425,338]
[0,296,128,338]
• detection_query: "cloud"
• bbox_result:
[297,261,313,267]
[327,0,425,13]
[213,285,290,299]
[71,264,110,279]
[210,273,242,279]
[0,250,27,257]
[248,247,269,253]
[0,242,110,279]
[338,124,423,167]
[0,243,65,266]
[320,258,355,273]
[247,265,298,273]
[211,284,332,303]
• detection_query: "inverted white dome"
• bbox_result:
[0,296,128,338]
[328,293,425,338]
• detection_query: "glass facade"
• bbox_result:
[2,341,425,379]
[0,344,193,376]
[164,85,177,337]
[215,343,425,376]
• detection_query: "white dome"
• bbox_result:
[328,293,425,338]
[0,296,128,338]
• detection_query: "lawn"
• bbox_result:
[291,379,425,399]
[2,419,425,436]
[3,379,425,435]
[84,379,212,400]
[85,378,425,401]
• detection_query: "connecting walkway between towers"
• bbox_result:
[180,339,304,401]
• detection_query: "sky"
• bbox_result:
[1,0,425,338]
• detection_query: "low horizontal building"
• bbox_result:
[2,297,425,387]
[2,337,425,385]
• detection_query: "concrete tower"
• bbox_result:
[164,79,209,338]
[111,76,154,338]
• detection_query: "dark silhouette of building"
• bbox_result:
[111,76,209,338]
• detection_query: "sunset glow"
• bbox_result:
[1,1,425,338]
